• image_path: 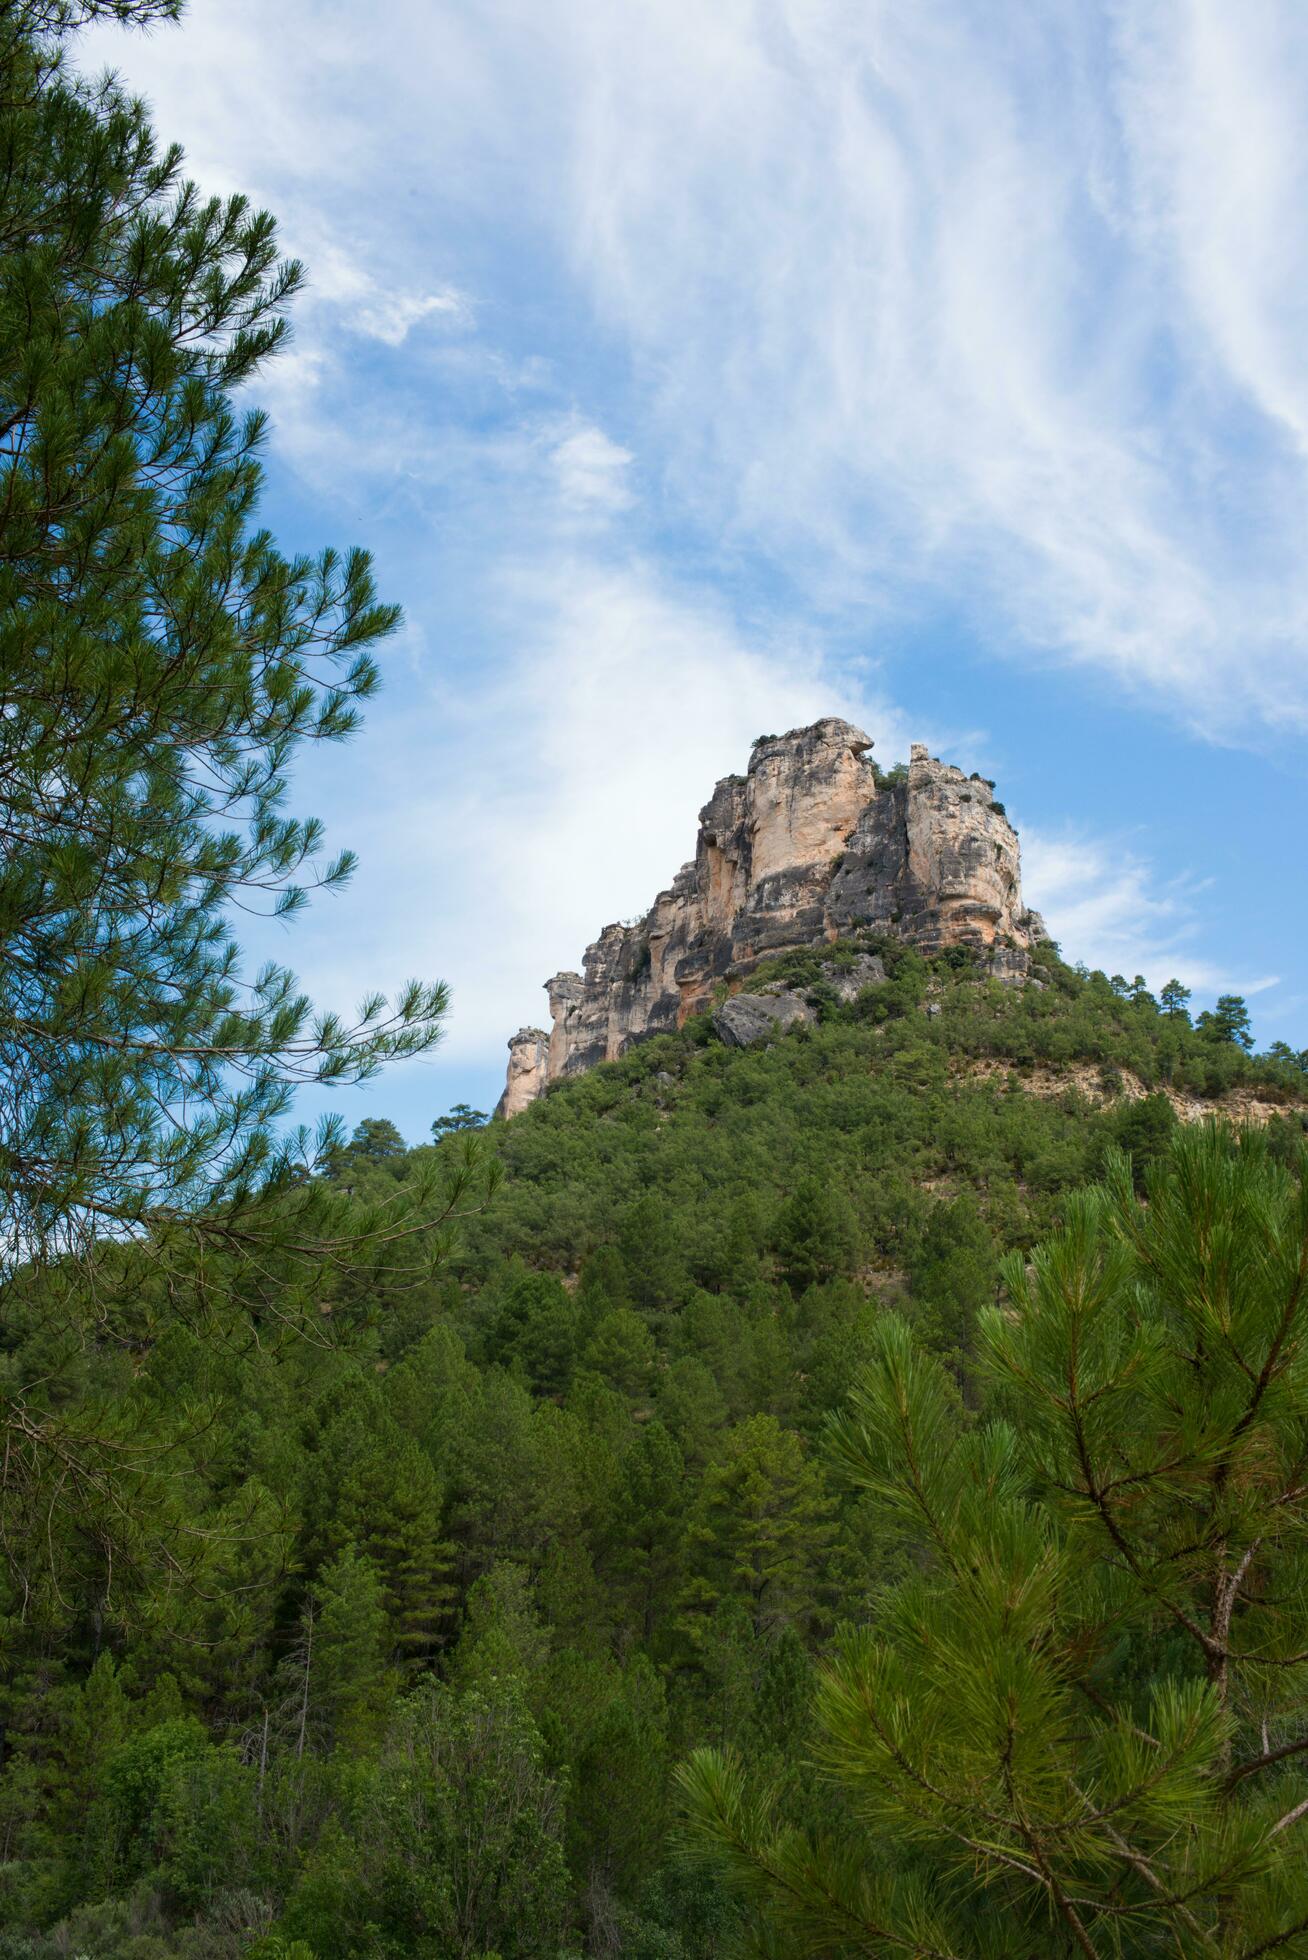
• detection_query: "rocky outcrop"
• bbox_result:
[825,953,887,1002]
[715,991,815,1048]
[496,719,1046,1117]
[498,1028,550,1120]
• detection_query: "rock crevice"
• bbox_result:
[496,719,1045,1117]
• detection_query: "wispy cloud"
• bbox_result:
[83,0,1308,738]
[550,424,635,513]
[542,0,1308,737]
[77,0,1308,1126]
[1023,828,1278,1001]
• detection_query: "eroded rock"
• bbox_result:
[825,953,887,1003]
[497,719,1045,1115]
[494,1028,550,1121]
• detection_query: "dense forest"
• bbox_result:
[3,941,1308,1955]
[3,3,1308,1956]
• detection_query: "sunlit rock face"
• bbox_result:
[497,719,1045,1116]
[495,1028,550,1120]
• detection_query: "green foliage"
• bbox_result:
[338,1118,408,1166]
[683,1125,1308,1953]
[1161,976,1192,1018]
[432,1103,489,1138]
[305,1548,394,1752]
[330,1430,455,1659]
[0,0,501,1618]
[584,1307,657,1403]
[483,1263,580,1397]
[680,1416,836,1645]
[770,1177,859,1292]
[1111,1087,1178,1190]
[281,1680,572,1960]
[1198,991,1255,1050]
[3,959,1305,1952]
[0,0,448,1272]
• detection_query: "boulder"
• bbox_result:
[825,953,887,1002]
[714,992,815,1048]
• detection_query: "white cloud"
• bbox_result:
[283,553,907,1061]
[355,289,466,347]
[82,0,1308,738]
[304,245,470,346]
[539,0,1308,736]
[1022,828,1278,1002]
[550,424,634,511]
[1111,2,1308,455]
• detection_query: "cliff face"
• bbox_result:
[497,719,1045,1117]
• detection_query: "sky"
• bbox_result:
[83,0,1308,1143]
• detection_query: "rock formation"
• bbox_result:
[495,719,1045,1117]
[499,1027,551,1120]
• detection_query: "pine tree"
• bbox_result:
[338,1118,408,1167]
[0,0,496,1582]
[682,1124,1308,1954]
[431,1103,488,1139]
[577,1241,631,1316]
[1198,993,1255,1051]
[583,1307,657,1404]
[487,1264,580,1398]
[618,1194,683,1310]
[608,1419,685,1645]
[1160,977,1193,1018]
[0,0,451,1271]
[334,1435,455,1662]
[309,1546,394,1752]
[680,1415,835,1645]
[770,1176,858,1291]
[449,1562,550,1690]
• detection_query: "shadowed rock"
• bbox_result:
[714,992,815,1047]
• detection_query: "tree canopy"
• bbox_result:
[0,0,498,1644]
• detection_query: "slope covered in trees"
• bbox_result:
[3,4,1307,1956]
[2,942,1305,1957]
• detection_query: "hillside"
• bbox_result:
[2,947,1304,1959]
[6,5,1307,1952]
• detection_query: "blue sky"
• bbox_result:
[85,0,1308,1142]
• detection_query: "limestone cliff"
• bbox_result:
[495,719,1045,1117]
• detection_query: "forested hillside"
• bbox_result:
[4,2,1308,1954]
[3,942,1305,1957]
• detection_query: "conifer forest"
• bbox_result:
[2,5,1307,1956]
